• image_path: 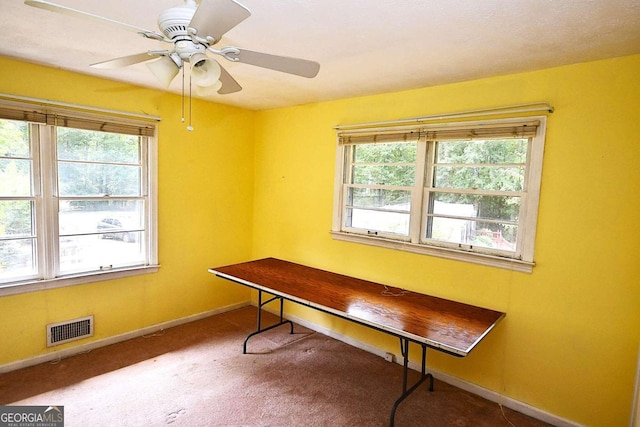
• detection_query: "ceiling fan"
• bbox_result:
[24,0,321,97]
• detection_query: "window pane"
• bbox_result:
[55,127,147,276]
[59,234,145,275]
[430,192,520,222]
[470,222,517,250]
[348,208,410,236]
[59,200,144,237]
[427,195,519,251]
[58,199,145,275]
[0,200,34,237]
[435,139,527,164]
[57,128,140,164]
[428,217,517,250]
[58,162,141,197]
[0,119,30,158]
[352,164,415,186]
[353,142,416,163]
[0,238,36,281]
[0,119,32,197]
[0,159,32,197]
[348,187,411,210]
[434,165,525,191]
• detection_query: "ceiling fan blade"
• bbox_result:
[217,64,242,94]
[24,0,164,39]
[188,0,251,43]
[91,52,159,69]
[231,49,320,78]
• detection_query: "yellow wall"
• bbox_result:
[252,55,640,426]
[1,54,639,426]
[0,57,254,363]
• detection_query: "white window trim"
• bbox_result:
[330,231,535,273]
[0,96,160,296]
[331,116,547,273]
[0,265,160,297]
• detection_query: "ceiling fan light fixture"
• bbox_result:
[147,55,181,87]
[190,53,221,87]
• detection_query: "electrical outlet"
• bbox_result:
[384,352,395,363]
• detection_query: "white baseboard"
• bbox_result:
[277,306,583,427]
[0,301,251,375]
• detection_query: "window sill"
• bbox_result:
[330,231,534,273]
[0,265,161,297]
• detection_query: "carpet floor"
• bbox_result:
[0,306,551,426]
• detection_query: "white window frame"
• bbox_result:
[0,97,159,296]
[332,116,547,273]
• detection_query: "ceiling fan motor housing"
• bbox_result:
[158,1,205,62]
[158,2,197,42]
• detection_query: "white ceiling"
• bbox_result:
[1,0,639,111]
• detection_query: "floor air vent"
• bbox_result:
[46,315,94,347]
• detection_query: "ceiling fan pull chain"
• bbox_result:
[181,66,186,125]
[187,73,194,132]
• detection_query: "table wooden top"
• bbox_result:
[210,258,505,357]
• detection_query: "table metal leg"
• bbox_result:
[243,290,294,354]
[389,338,434,426]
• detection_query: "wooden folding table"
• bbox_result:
[210,258,505,426]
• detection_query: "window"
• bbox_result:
[332,116,547,272]
[0,98,158,293]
